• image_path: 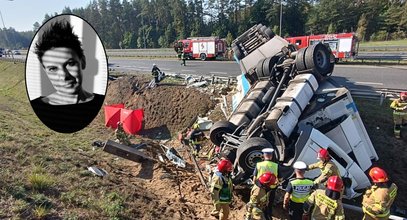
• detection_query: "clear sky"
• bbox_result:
[0,0,90,32]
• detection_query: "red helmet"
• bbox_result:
[369,167,388,183]
[326,176,343,192]
[217,159,233,173]
[318,149,330,160]
[401,92,407,99]
[258,172,277,187]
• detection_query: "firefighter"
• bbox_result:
[188,123,205,156]
[390,92,407,139]
[151,64,161,83]
[245,172,277,220]
[362,167,398,220]
[283,161,314,220]
[210,159,233,220]
[303,176,345,220]
[181,51,186,66]
[252,148,279,220]
[308,148,341,188]
[115,122,131,146]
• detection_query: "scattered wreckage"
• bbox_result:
[209,24,378,199]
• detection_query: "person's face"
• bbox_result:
[41,47,85,95]
[401,94,407,101]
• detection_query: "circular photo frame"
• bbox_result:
[25,14,108,133]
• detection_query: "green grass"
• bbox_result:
[359,39,407,47]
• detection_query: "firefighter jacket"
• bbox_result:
[390,98,407,115]
[246,181,271,219]
[362,183,398,219]
[255,161,279,189]
[306,189,345,220]
[151,66,160,76]
[308,160,340,185]
[286,177,314,203]
[188,128,204,145]
[115,125,131,146]
[210,171,233,204]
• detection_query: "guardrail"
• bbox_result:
[355,52,407,64]
[359,45,407,52]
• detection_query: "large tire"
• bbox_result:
[256,58,265,78]
[264,28,275,39]
[209,121,237,146]
[295,47,308,71]
[236,137,276,175]
[232,45,244,60]
[262,56,279,77]
[200,53,207,61]
[304,43,334,76]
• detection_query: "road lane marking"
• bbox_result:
[210,71,228,75]
[349,81,384,85]
[181,70,196,72]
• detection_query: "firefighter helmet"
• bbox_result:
[258,172,277,187]
[318,148,330,160]
[401,92,407,100]
[369,167,388,183]
[326,176,343,192]
[217,159,233,173]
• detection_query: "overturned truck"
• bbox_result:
[210,24,378,199]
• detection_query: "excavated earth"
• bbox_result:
[97,74,405,219]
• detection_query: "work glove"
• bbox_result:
[302,213,310,220]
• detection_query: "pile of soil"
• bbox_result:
[105,75,215,138]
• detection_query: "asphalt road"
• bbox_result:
[109,58,407,90]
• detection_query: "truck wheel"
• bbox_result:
[256,58,266,77]
[200,53,207,61]
[209,121,237,146]
[304,43,334,76]
[262,56,279,77]
[232,45,244,60]
[264,28,274,39]
[295,47,308,71]
[236,137,275,174]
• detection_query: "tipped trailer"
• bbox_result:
[210,24,378,199]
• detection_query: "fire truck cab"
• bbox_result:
[175,37,226,60]
[286,33,358,62]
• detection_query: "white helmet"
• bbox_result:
[262,148,274,154]
[293,161,307,170]
[153,63,156,67]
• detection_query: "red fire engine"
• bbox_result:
[285,33,358,61]
[175,37,226,60]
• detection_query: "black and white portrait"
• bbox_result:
[26,14,108,133]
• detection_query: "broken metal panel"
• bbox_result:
[103,140,155,162]
[161,144,186,168]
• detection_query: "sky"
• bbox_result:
[0,0,90,32]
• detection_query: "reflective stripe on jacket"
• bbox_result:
[362,183,398,218]
[290,178,314,203]
[307,189,345,220]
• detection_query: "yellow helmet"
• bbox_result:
[193,123,200,129]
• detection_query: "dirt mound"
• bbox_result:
[105,75,215,138]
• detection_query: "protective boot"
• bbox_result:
[394,125,401,139]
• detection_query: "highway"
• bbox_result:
[109,58,407,90]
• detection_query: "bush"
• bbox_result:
[370,31,388,41]
[390,31,407,40]
[32,205,50,219]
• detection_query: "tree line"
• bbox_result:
[1,0,407,49]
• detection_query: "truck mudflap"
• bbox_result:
[294,127,371,198]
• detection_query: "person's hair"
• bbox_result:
[35,19,84,63]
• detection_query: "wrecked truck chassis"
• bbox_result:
[209,24,378,198]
